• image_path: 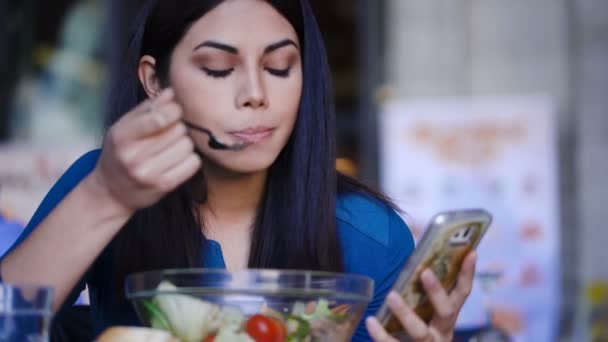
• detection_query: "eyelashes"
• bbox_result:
[202,67,291,79]
[265,67,290,77]
[202,67,233,78]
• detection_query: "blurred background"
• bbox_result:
[1,0,607,341]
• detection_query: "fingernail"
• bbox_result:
[421,269,436,284]
[468,251,478,264]
[387,291,400,302]
[365,316,378,330]
[387,291,406,311]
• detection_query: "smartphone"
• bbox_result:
[376,208,492,335]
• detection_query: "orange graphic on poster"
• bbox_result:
[520,222,544,241]
[520,264,543,287]
[490,306,525,336]
[408,121,527,164]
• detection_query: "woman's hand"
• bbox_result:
[366,252,477,341]
[88,88,201,212]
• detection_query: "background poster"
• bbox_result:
[0,143,95,303]
[379,97,560,342]
[0,143,95,225]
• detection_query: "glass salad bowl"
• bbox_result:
[125,269,374,342]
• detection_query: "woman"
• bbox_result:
[0,0,476,341]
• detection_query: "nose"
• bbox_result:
[236,70,268,110]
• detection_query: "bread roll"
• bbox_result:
[97,327,179,342]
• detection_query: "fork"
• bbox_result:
[183,120,249,151]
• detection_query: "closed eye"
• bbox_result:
[265,67,291,78]
[202,67,234,78]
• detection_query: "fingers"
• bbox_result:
[96,88,202,210]
[365,316,398,342]
[131,88,175,116]
[131,101,183,140]
[156,153,201,192]
[128,135,197,188]
[451,251,477,308]
[422,251,477,335]
[113,89,182,142]
[128,120,188,165]
[385,292,430,341]
[366,256,479,342]
[420,270,456,334]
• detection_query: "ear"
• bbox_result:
[138,55,162,98]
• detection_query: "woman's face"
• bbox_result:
[167,0,302,174]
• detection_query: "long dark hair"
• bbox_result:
[107,0,393,300]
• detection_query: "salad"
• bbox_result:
[139,281,355,342]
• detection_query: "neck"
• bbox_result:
[199,160,267,234]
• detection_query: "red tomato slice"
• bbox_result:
[245,314,281,342]
[202,333,216,342]
[271,317,287,341]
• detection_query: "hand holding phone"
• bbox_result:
[376,209,492,336]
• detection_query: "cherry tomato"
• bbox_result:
[202,333,216,342]
[245,314,282,342]
[271,317,287,341]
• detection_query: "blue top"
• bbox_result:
[0,150,414,341]
[0,215,23,256]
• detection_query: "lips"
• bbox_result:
[229,127,276,144]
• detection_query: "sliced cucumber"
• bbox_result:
[286,315,311,340]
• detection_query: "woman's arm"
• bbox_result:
[0,89,200,311]
[0,171,131,311]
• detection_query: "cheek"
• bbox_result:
[169,64,231,120]
[269,74,302,123]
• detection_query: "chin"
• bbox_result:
[223,160,275,174]
[204,150,281,175]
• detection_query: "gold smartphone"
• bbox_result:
[376,209,492,336]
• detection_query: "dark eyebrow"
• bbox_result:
[193,41,238,54]
[264,39,299,54]
[193,39,298,55]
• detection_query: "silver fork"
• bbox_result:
[183,120,249,151]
